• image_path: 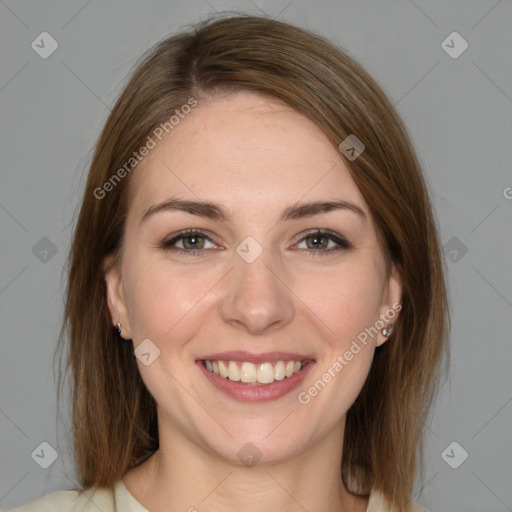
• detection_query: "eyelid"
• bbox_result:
[291,229,351,251]
[159,228,351,255]
[159,229,222,251]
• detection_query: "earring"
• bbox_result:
[116,322,122,336]
[381,323,395,337]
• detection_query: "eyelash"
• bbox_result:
[158,229,351,258]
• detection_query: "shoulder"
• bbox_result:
[367,487,429,512]
[7,485,115,512]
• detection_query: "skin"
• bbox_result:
[105,91,402,512]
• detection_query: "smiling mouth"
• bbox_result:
[201,359,308,385]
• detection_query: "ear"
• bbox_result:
[376,263,402,347]
[103,255,132,339]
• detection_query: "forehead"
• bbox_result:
[129,91,366,217]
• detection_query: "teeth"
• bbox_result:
[218,360,228,378]
[274,361,286,381]
[240,362,257,383]
[257,362,275,384]
[204,359,305,384]
[228,361,240,381]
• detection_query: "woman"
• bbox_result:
[11,14,449,512]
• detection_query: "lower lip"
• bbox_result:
[197,361,315,402]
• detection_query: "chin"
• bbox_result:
[200,422,312,468]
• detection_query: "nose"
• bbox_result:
[219,247,295,335]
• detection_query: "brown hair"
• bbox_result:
[55,14,449,511]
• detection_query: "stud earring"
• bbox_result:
[381,323,395,337]
[116,322,122,336]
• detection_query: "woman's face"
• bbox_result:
[105,91,401,465]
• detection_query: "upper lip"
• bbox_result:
[198,351,314,364]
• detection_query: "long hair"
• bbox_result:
[55,14,449,511]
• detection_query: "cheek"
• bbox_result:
[297,326,375,426]
[301,260,385,413]
[296,259,386,346]
[122,255,220,342]
[322,347,374,422]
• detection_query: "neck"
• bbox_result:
[123,418,368,512]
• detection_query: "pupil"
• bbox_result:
[185,235,203,249]
[309,235,326,250]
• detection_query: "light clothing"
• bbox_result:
[9,479,428,511]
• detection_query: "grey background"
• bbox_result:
[1,0,511,510]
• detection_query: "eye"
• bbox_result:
[159,229,220,255]
[294,229,351,256]
[158,228,351,258]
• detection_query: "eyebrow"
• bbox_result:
[140,197,366,225]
